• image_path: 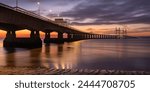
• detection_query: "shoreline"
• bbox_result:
[0,67,150,75]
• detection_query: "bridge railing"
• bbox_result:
[15,7,82,32]
[0,3,85,33]
[0,3,55,22]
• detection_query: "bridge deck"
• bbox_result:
[0,3,86,34]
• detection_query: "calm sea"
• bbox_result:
[0,38,150,71]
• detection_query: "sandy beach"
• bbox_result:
[0,67,150,75]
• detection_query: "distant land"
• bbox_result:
[137,36,150,38]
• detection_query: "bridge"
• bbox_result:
[0,3,117,48]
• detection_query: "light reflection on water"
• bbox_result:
[0,39,150,71]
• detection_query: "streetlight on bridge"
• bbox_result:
[37,2,40,15]
[48,9,53,18]
[15,0,18,9]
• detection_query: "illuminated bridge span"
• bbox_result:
[0,3,117,48]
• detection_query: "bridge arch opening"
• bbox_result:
[40,31,45,39]
[50,31,58,38]
[0,29,7,38]
[16,29,30,38]
[63,33,68,38]
[16,30,44,38]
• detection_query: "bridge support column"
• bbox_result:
[44,32,51,43]
[73,34,77,39]
[4,30,16,47]
[92,34,94,39]
[97,35,99,39]
[66,34,72,42]
[58,32,64,43]
[114,35,117,39]
[84,34,87,39]
[94,34,96,39]
[5,31,16,39]
[85,34,87,39]
[106,35,108,39]
[68,34,72,39]
[81,34,85,39]
[95,35,97,39]
[89,34,91,39]
[58,32,63,39]
[89,34,92,39]
[86,34,88,39]
[30,30,40,39]
[73,34,79,40]
[90,34,93,39]
[101,35,103,39]
[98,35,100,39]
[29,30,42,47]
[4,30,42,48]
[76,34,79,40]
[96,35,98,39]
[104,35,106,39]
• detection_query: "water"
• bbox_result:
[0,38,150,71]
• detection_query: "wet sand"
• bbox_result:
[0,67,150,75]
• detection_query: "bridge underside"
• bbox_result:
[0,23,118,48]
[0,3,119,48]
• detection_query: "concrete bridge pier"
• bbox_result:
[91,34,94,39]
[89,34,92,39]
[81,34,85,39]
[84,34,88,39]
[90,34,93,39]
[72,34,81,40]
[92,34,95,39]
[4,29,42,48]
[3,30,16,47]
[98,35,101,39]
[112,35,115,39]
[44,31,65,43]
[106,35,108,39]
[104,35,106,39]
[101,35,103,39]
[44,32,51,43]
[73,34,78,40]
[85,34,89,39]
[84,34,87,39]
[89,34,91,39]
[77,34,81,40]
[95,35,97,39]
[66,33,73,42]
[57,32,64,43]
[96,34,99,39]
[29,30,42,47]
[86,34,90,39]
[95,35,98,39]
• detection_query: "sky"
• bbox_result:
[0,0,150,37]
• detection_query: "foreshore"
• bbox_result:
[0,67,150,75]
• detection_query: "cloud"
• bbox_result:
[26,0,81,5]
[61,0,150,25]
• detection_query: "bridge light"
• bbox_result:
[37,2,40,5]
[37,2,40,15]
[16,0,18,8]
[49,9,52,13]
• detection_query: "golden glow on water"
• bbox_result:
[0,39,150,70]
[0,42,3,47]
[40,42,81,69]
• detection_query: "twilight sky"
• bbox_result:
[0,0,150,36]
